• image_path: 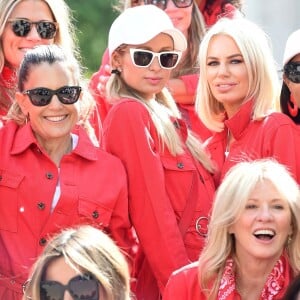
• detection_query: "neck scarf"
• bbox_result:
[217,254,289,299]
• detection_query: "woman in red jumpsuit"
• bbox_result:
[0,45,131,299]
[102,5,215,300]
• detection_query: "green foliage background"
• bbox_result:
[65,1,118,77]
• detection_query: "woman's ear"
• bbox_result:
[111,51,123,69]
[15,91,29,115]
[283,74,291,90]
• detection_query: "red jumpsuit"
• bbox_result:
[0,122,130,299]
[102,98,215,299]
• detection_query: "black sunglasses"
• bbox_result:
[284,62,300,84]
[23,86,82,106]
[7,19,57,39]
[144,0,193,10]
[40,273,99,300]
[129,48,181,69]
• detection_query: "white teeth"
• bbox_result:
[45,115,66,122]
[254,229,275,236]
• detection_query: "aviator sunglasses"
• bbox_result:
[40,273,99,300]
[23,86,82,106]
[284,62,300,84]
[7,19,57,39]
[144,0,193,10]
[129,48,181,69]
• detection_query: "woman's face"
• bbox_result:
[284,53,300,108]
[113,33,175,100]
[2,0,55,68]
[42,256,102,300]
[229,179,293,264]
[16,61,80,149]
[206,34,249,117]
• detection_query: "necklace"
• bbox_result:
[225,129,230,158]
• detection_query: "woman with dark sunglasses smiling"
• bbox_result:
[0,45,132,299]
[103,5,215,300]
[280,29,300,124]
[0,0,78,119]
[23,225,131,300]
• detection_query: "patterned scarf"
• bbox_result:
[217,254,290,299]
[0,65,17,115]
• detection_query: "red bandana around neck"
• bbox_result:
[217,254,289,300]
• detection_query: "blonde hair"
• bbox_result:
[196,17,280,132]
[198,159,300,299]
[6,44,98,145]
[23,225,131,300]
[107,50,214,172]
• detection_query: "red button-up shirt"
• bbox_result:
[0,122,130,299]
[102,98,215,299]
[206,100,300,187]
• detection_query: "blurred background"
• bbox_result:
[66,0,300,78]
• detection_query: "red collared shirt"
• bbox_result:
[0,122,130,299]
[102,98,215,299]
[206,100,300,187]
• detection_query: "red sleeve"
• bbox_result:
[102,100,189,290]
[179,73,199,96]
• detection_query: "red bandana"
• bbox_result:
[217,254,290,299]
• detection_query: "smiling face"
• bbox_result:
[229,179,293,264]
[206,34,249,117]
[112,33,174,100]
[16,61,80,149]
[2,0,55,68]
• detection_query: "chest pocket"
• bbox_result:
[78,198,113,229]
[0,169,24,232]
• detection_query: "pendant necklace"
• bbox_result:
[225,129,230,158]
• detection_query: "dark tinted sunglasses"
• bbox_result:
[7,19,57,39]
[284,62,300,84]
[129,48,181,69]
[144,0,193,9]
[23,86,82,106]
[40,273,99,300]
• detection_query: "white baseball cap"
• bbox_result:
[108,5,187,56]
[283,29,300,66]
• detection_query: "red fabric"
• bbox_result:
[0,65,17,117]
[198,0,238,27]
[0,122,131,299]
[177,74,212,142]
[163,253,292,300]
[89,49,111,123]
[205,100,300,187]
[102,98,215,299]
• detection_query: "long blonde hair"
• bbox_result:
[196,17,280,132]
[107,55,214,172]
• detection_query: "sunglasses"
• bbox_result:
[40,273,99,300]
[284,62,300,84]
[129,48,181,69]
[144,0,193,9]
[7,19,57,39]
[23,86,82,106]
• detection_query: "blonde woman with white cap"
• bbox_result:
[102,5,215,300]
[280,29,300,124]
